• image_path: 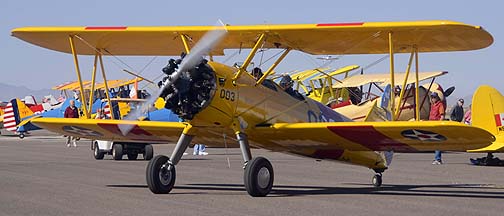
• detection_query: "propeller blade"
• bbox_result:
[118,23,227,135]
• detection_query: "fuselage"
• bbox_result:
[174,61,386,170]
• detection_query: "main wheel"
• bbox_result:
[127,153,138,160]
[19,133,25,139]
[146,155,175,194]
[93,142,104,160]
[244,157,274,197]
[112,144,123,160]
[372,174,383,188]
[143,144,154,160]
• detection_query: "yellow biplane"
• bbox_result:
[12,20,496,197]
[332,71,450,121]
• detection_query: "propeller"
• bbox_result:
[118,23,228,135]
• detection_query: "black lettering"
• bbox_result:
[220,89,225,98]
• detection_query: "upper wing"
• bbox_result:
[250,121,494,152]
[310,65,360,80]
[12,20,492,56]
[52,81,92,91]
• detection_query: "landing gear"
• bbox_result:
[146,155,176,194]
[19,132,25,139]
[372,173,383,188]
[237,132,274,197]
[244,157,274,197]
[146,133,193,194]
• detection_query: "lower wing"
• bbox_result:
[30,118,186,143]
[251,121,494,152]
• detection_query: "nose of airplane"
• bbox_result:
[159,58,217,120]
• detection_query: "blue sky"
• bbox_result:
[1,0,502,102]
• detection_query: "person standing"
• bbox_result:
[429,92,445,165]
[64,100,79,147]
[464,104,472,125]
[450,99,465,122]
[193,144,208,156]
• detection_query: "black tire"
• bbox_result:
[372,174,382,188]
[19,133,25,139]
[127,153,138,160]
[112,144,123,160]
[143,144,154,160]
[146,155,175,194]
[93,142,104,160]
[244,157,274,197]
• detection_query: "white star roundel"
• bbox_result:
[401,129,446,142]
[62,126,103,137]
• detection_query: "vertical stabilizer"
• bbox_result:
[3,99,34,132]
[469,85,504,152]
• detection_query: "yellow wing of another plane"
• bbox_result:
[93,78,143,90]
[53,81,92,91]
[310,65,360,80]
[12,20,492,56]
[333,71,448,88]
[291,68,329,81]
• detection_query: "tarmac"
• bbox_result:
[0,130,503,216]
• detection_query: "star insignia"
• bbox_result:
[401,129,446,142]
[62,126,103,137]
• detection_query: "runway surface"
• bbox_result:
[1,130,503,216]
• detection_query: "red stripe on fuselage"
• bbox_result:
[85,26,127,30]
[327,125,417,152]
[316,22,364,27]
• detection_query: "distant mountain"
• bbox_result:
[0,82,58,102]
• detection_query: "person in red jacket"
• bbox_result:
[429,92,445,165]
[64,100,79,147]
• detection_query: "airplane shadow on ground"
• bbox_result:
[106,183,504,198]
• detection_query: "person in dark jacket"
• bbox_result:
[450,98,465,122]
[64,100,79,147]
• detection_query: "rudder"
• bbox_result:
[3,99,35,132]
[470,85,504,152]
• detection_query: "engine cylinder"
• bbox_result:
[161,60,216,120]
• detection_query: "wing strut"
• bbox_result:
[256,48,292,86]
[414,46,420,121]
[388,32,395,117]
[394,48,415,120]
[232,33,266,81]
[68,35,90,118]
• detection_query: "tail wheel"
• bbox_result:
[146,155,175,194]
[143,144,154,160]
[244,157,274,197]
[127,153,138,160]
[112,144,123,160]
[93,142,104,160]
